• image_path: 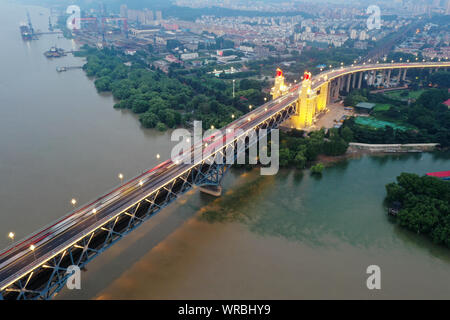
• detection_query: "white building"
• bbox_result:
[180,52,199,60]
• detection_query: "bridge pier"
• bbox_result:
[352,72,356,88]
[346,74,351,93]
[402,69,407,81]
[199,185,222,197]
[358,72,363,89]
[386,69,391,87]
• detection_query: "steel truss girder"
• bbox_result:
[0,102,296,300]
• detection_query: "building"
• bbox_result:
[426,171,450,180]
[443,98,450,108]
[156,10,163,21]
[180,52,199,61]
[354,102,376,114]
[120,4,127,18]
[144,9,154,23]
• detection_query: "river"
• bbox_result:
[0,1,449,300]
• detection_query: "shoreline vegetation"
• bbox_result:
[385,173,450,248]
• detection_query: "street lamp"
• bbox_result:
[231,114,235,119]
[156,154,160,159]
[8,232,14,244]
[30,244,36,259]
[118,173,124,184]
[249,105,252,110]
[92,208,98,221]
[70,198,77,208]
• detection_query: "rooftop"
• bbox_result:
[355,102,376,109]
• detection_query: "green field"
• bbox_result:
[384,89,427,101]
[373,104,391,112]
[355,117,411,131]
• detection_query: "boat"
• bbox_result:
[56,67,67,72]
[19,23,33,40]
[44,47,66,58]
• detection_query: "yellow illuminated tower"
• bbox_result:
[316,81,328,113]
[271,68,288,99]
[290,71,317,129]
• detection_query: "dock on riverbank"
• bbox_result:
[347,143,439,153]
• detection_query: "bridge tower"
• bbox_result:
[290,71,317,129]
[270,68,288,100]
[316,81,328,113]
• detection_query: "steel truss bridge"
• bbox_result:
[0,61,449,300]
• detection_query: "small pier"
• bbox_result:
[56,66,83,72]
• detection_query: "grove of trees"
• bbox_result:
[385,173,450,248]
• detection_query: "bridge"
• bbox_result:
[0,61,449,300]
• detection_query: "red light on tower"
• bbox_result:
[303,71,311,81]
[276,68,283,77]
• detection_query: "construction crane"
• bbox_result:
[26,11,34,35]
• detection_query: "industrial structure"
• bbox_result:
[0,61,449,300]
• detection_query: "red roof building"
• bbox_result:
[443,99,450,107]
[426,171,450,179]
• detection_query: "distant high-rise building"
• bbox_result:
[144,9,154,24]
[156,10,163,21]
[446,0,450,14]
[120,4,128,18]
[359,30,367,41]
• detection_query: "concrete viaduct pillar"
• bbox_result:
[346,74,351,92]
[402,69,407,81]
[358,72,363,89]
[334,79,339,100]
[352,72,356,88]
[386,69,391,87]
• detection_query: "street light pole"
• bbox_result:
[30,245,36,260]
[8,232,15,244]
